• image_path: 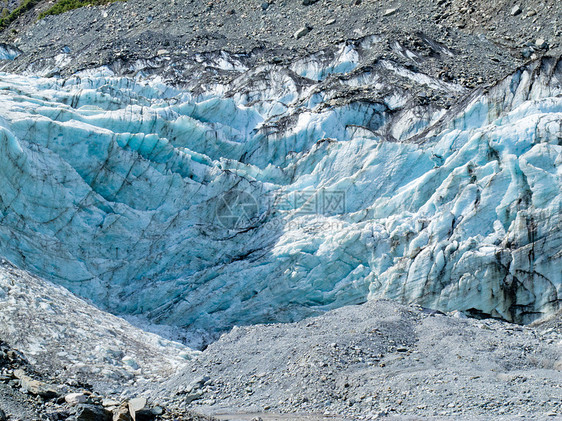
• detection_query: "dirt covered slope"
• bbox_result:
[0,0,560,87]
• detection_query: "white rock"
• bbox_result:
[510,5,522,16]
[383,8,398,16]
[449,310,468,319]
[294,26,311,39]
[102,398,120,407]
[535,38,548,49]
[65,392,89,405]
[128,397,147,419]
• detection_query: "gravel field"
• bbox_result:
[159,300,562,420]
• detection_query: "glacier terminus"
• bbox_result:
[0,43,560,341]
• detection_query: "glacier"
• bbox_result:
[0,44,560,337]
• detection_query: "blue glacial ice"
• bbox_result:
[0,44,21,61]
[0,51,560,336]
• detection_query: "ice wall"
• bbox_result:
[0,53,560,335]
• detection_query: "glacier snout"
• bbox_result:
[0,54,560,336]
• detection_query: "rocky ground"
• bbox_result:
[1,258,560,420]
[0,0,560,90]
[0,260,215,420]
[158,301,562,420]
[1,272,560,420]
[0,259,198,396]
[0,339,215,420]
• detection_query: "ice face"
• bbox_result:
[0,54,560,336]
[0,44,21,61]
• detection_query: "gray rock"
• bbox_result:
[0,409,6,421]
[189,376,210,390]
[294,25,312,39]
[521,47,534,58]
[13,369,58,399]
[183,391,203,404]
[150,406,163,416]
[133,409,156,421]
[73,404,111,421]
[47,410,72,420]
[261,2,269,11]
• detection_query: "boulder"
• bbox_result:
[102,399,120,407]
[112,404,131,421]
[128,397,154,421]
[535,38,548,49]
[46,410,71,420]
[383,8,398,17]
[13,369,58,399]
[294,25,312,39]
[65,393,89,406]
[510,5,522,16]
[133,409,156,421]
[73,404,111,421]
